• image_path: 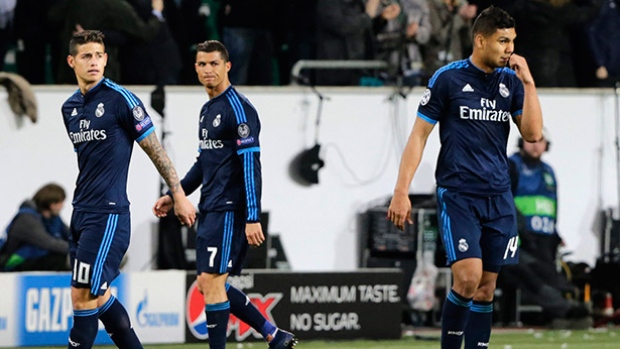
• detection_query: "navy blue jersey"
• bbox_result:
[417,58,525,195]
[61,78,155,213]
[181,86,262,222]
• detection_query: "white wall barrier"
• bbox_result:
[0,87,616,272]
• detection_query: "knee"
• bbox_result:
[475,281,497,302]
[452,272,482,297]
[71,287,97,310]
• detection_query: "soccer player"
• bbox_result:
[152,40,297,349]
[61,30,196,349]
[387,6,543,349]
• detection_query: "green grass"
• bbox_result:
[9,328,620,349]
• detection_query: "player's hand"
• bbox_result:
[508,53,535,85]
[387,192,413,231]
[153,195,174,217]
[245,223,265,247]
[172,196,196,226]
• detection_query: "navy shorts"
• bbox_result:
[436,187,519,273]
[69,210,130,296]
[196,210,248,276]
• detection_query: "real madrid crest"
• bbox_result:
[238,123,250,138]
[213,114,221,127]
[95,103,105,117]
[499,83,510,98]
[458,238,469,252]
[133,106,145,121]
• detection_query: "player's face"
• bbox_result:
[522,138,547,160]
[67,42,107,85]
[482,28,515,69]
[195,51,231,89]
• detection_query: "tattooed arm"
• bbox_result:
[138,132,196,225]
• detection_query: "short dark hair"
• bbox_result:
[33,183,66,211]
[69,30,105,56]
[471,6,515,40]
[196,40,229,62]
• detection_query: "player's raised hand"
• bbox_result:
[508,53,535,85]
[387,192,413,231]
[245,223,265,247]
[173,196,196,226]
[152,195,173,217]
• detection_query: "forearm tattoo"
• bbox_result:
[139,132,183,194]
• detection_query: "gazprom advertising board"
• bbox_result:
[0,270,186,347]
[0,272,116,346]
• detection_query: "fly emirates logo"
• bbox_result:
[459,98,510,122]
[199,129,224,150]
[69,119,107,144]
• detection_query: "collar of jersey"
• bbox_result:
[467,57,501,77]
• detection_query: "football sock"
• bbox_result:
[206,301,230,349]
[226,283,277,339]
[98,295,143,349]
[464,300,493,349]
[68,309,98,349]
[441,289,472,349]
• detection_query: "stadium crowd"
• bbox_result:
[0,0,618,88]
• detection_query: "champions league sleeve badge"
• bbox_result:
[420,89,431,106]
[133,106,145,121]
[238,123,250,138]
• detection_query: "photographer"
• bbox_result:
[374,0,431,86]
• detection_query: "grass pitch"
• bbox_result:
[9,328,620,349]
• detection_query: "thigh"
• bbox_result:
[69,211,130,296]
[480,191,519,272]
[436,187,482,265]
[196,211,248,276]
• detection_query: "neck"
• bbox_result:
[206,80,231,99]
[79,77,103,95]
[469,54,495,74]
[40,210,52,219]
[520,151,542,165]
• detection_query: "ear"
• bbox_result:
[226,61,231,72]
[474,34,485,50]
[67,55,74,69]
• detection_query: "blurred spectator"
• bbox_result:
[13,0,60,84]
[165,0,213,85]
[508,0,601,87]
[315,0,400,86]
[374,0,431,86]
[586,0,620,87]
[0,0,16,72]
[423,0,476,84]
[0,183,70,272]
[120,0,183,85]
[219,0,277,85]
[274,0,317,85]
[499,136,591,327]
[48,0,164,84]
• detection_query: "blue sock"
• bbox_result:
[227,284,276,339]
[98,295,143,349]
[206,301,230,349]
[68,309,98,349]
[441,290,472,349]
[464,300,493,349]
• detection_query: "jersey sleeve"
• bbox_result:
[416,71,450,125]
[510,73,525,121]
[179,157,203,197]
[231,100,262,223]
[117,90,156,142]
